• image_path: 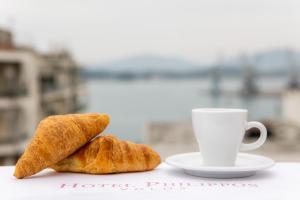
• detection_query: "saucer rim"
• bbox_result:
[165,152,275,172]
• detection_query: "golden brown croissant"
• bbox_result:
[14,113,110,179]
[51,135,161,174]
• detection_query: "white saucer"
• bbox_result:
[166,152,275,178]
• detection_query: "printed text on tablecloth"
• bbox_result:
[59,181,259,191]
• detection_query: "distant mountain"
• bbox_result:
[85,49,300,78]
[224,49,300,74]
[88,54,203,73]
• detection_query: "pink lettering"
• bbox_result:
[81,184,95,188]
[97,184,110,188]
[147,182,160,187]
[60,183,78,188]
[163,183,177,187]
[119,184,129,190]
[248,183,258,187]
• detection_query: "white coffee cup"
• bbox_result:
[192,108,267,166]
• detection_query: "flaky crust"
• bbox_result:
[14,113,110,179]
[51,135,161,174]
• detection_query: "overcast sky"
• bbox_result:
[0,0,299,65]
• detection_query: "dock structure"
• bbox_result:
[240,55,258,97]
[287,50,300,89]
[0,28,86,164]
[210,65,221,96]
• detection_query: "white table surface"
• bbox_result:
[1,162,300,199]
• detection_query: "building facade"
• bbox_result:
[0,28,86,164]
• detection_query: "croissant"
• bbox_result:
[51,135,161,174]
[14,113,110,179]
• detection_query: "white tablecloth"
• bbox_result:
[1,163,299,199]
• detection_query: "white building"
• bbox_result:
[282,90,300,124]
[0,28,86,164]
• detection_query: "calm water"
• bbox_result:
[85,78,286,142]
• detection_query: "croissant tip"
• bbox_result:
[102,113,110,121]
[13,168,24,179]
[100,114,110,127]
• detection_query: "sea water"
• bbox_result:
[85,77,285,142]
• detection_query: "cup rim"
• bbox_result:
[192,108,248,113]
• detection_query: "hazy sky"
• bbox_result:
[0,0,299,65]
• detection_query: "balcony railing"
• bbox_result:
[0,88,27,97]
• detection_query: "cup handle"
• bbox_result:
[240,121,267,151]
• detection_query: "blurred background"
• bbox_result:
[0,0,299,165]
